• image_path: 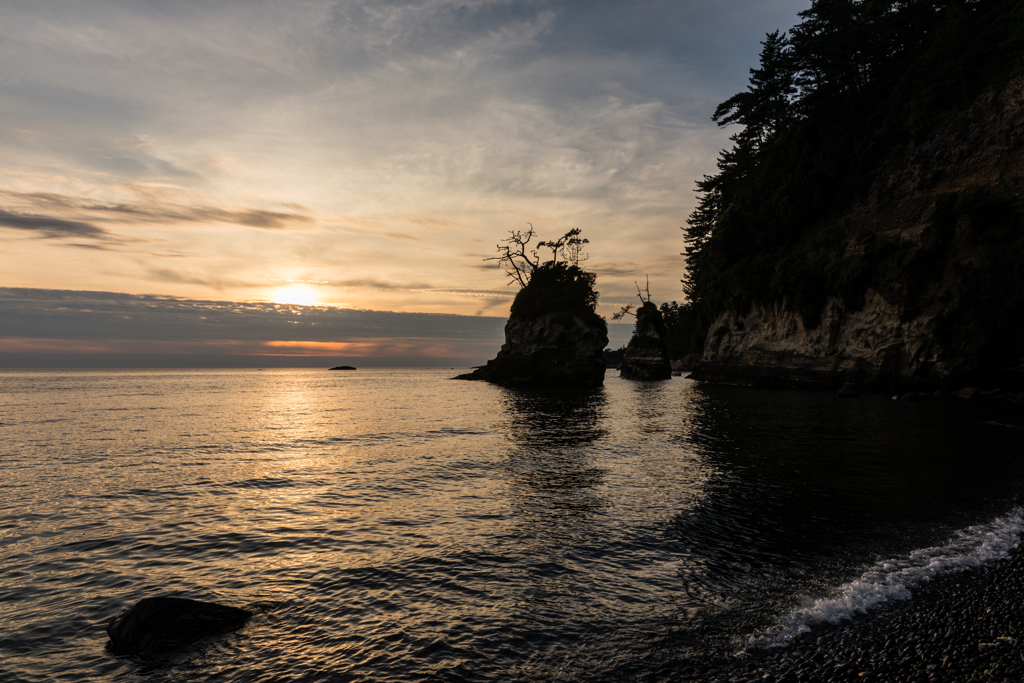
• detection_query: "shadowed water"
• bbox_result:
[1,368,1023,681]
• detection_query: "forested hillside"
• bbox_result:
[685,0,1024,390]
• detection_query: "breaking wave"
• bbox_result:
[745,506,1024,650]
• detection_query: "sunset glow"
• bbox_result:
[273,285,321,308]
[0,0,806,365]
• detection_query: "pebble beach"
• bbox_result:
[690,544,1024,683]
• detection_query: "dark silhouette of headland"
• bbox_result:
[683,2,1024,395]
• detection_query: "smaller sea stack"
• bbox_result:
[619,301,671,381]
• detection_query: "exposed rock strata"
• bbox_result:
[693,290,944,390]
[693,72,1024,392]
[457,312,607,387]
[620,302,672,381]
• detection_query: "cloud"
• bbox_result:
[0,287,508,346]
[325,278,511,298]
[0,286,635,364]
[0,189,314,231]
[65,242,116,250]
[327,278,438,291]
[174,207,313,230]
[590,261,642,278]
[0,208,113,240]
[0,336,483,360]
[383,232,426,242]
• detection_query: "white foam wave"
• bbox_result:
[744,506,1024,651]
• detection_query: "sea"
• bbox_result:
[2,367,1023,682]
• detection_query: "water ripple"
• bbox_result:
[1,369,1023,681]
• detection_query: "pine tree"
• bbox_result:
[712,31,795,152]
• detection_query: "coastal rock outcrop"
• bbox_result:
[106,596,252,656]
[459,311,608,386]
[458,250,608,386]
[692,71,1024,392]
[619,301,672,381]
[692,290,942,389]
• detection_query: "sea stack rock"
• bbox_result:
[106,596,252,656]
[620,301,672,381]
[465,312,608,386]
[458,263,608,387]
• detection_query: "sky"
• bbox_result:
[0,0,807,366]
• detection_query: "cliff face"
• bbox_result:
[695,290,942,389]
[460,312,607,387]
[692,73,1024,391]
[620,302,672,381]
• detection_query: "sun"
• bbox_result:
[273,284,320,306]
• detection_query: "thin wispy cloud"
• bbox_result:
[0,208,112,240]
[0,189,314,232]
[325,278,511,298]
[383,232,426,243]
[144,267,260,292]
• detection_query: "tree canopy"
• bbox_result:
[487,227,604,326]
[486,225,589,288]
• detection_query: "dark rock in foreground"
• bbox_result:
[620,301,672,381]
[329,366,357,370]
[456,311,607,387]
[106,596,251,656]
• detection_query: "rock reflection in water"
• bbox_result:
[499,386,609,520]
[625,379,672,436]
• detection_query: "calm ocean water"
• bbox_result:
[2,368,1023,681]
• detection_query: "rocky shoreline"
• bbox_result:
[684,543,1024,683]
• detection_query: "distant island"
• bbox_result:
[683,1,1024,394]
[329,366,357,371]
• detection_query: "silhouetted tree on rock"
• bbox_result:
[457,226,607,387]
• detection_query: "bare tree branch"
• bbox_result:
[612,304,635,321]
[484,225,592,289]
[635,276,651,304]
[483,224,540,288]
